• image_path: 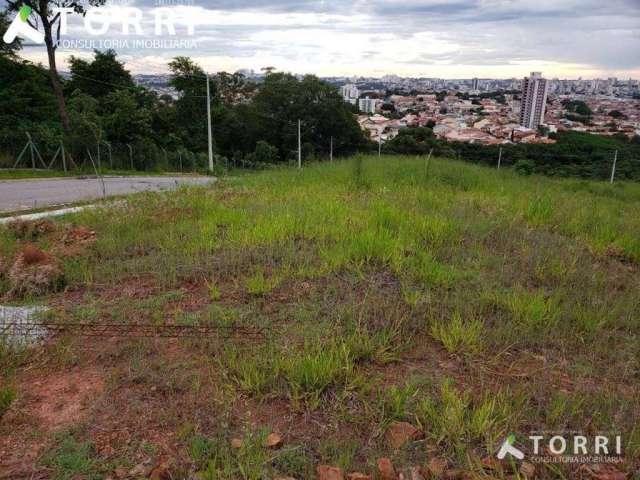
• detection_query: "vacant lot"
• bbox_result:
[1,156,639,479]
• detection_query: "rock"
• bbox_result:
[481,456,503,470]
[317,465,345,480]
[263,432,283,449]
[426,458,448,477]
[386,421,425,449]
[347,473,371,480]
[114,465,128,479]
[519,462,536,477]
[377,458,397,480]
[149,462,171,480]
[128,461,153,477]
[444,469,465,479]
[407,467,425,480]
[231,438,243,449]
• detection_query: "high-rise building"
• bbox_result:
[340,84,360,105]
[519,72,548,129]
[471,77,479,91]
[358,96,380,114]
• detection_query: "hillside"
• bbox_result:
[1,156,639,479]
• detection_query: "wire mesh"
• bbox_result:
[0,320,266,340]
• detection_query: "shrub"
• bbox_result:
[0,387,16,419]
[254,141,279,164]
[514,159,535,176]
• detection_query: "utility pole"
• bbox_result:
[330,136,333,163]
[610,150,618,184]
[378,134,382,157]
[498,146,503,169]
[298,119,302,169]
[127,144,133,170]
[206,73,214,173]
[425,148,433,180]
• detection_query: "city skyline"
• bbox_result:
[11,0,640,78]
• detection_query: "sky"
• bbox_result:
[8,0,640,79]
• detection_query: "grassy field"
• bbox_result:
[0,155,639,479]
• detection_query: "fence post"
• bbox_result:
[610,150,618,184]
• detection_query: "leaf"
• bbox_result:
[19,6,32,22]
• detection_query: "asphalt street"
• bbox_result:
[0,176,214,213]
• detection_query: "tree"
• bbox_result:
[609,110,626,119]
[66,49,134,98]
[251,73,366,160]
[168,56,212,153]
[563,99,592,117]
[6,0,106,133]
[253,140,278,164]
[0,54,60,160]
[103,90,152,145]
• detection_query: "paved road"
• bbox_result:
[0,176,214,213]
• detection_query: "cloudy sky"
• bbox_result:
[10,0,640,78]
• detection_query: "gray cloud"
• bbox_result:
[12,0,640,77]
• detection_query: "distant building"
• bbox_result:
[359,96,380,114]
[519,72,549,129]
[471,77,479,90]
[340,84,360,105]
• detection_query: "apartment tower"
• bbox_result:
[519,72,548,129]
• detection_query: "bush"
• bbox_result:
[514,159,535,176]
[254,141,279,164]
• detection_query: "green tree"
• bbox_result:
[252,73,365,161]
[66,49,135,98]
[0,55,60,160]
[253,140,279,164]
[168,56,214,153]
[103,90,152,145]
[6,0,107,132]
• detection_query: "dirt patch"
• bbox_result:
[61,225,96,245]
[7,245,65,299]
[7,219,56,240]
[22,366,105,431]
[0,366,105,478]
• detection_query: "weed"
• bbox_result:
[0,386,16,419]
[280,342,354,407]
[377,384,420,424]
[430,312,483,355]
[319,439,359,471]
[245,268,279,296]
[189,430,271,480]
[41,433,99,480]
[415,379,515,460]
